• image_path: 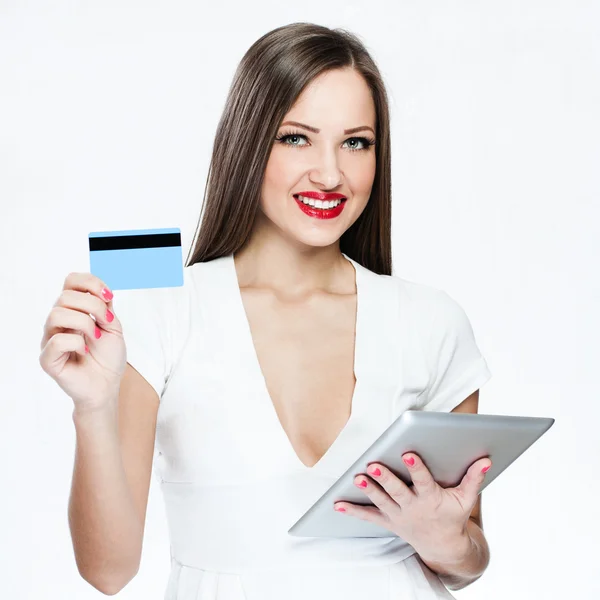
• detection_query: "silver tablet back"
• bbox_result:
[288,411,554,538]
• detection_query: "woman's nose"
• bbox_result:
[308,152,344,189]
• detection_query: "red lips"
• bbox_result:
[294,193,347,220]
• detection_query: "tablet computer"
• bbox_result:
[288,410,554,538]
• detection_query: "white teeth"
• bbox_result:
[297,195,343,209]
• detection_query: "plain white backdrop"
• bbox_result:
[1,1,598,598]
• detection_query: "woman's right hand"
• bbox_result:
[39,272,127,413]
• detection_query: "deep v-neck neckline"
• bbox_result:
[228,252,363,472]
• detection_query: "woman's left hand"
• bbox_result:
[334,453,492,564]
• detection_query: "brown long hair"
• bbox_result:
[184,22,393,275]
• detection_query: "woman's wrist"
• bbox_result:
[416,527,475,569]
[417,520,489,589]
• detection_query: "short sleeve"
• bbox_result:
[421,290,492,413]
[112,281,189,401]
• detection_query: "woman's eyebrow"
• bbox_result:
[280,121,375,135]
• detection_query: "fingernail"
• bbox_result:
[355,479,368,488]
[95,326,102,339]
[369,466,381,477]
[84,345,89,353]
[102,288,113,301]
[403,456,415,467]
[482,465,491,474]
[106,309,114,322]
[335,506,346,512]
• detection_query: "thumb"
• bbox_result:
[456,458,492,506]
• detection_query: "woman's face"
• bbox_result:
[258,68,377,249]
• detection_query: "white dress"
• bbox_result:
[113,253,493,599]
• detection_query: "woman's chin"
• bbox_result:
[287,228,347,249]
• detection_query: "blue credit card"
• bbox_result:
[88,227,184,290]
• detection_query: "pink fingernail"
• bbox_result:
[369,467,381,477]
[335,506,346,512]
[482,465,491,474]
[106,309,114,322]
[403,456,415,467]
[356,479,367,488]
[102,288,113,301]
[95,326,102,339]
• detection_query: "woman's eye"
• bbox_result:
[345,138,366,150]
[281,134,308,147]
[276,133,373,151]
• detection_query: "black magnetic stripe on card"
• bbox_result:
[89,232,182,252]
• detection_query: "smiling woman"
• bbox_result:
[258,68,377,234]
[58,21,493,600]
[185,24,392,273]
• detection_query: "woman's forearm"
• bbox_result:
[418,519,490,591]
[69,403,143,593]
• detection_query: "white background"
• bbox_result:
[1,1,598,598]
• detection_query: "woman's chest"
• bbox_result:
[154,263,432,485]
[241,288,358,468]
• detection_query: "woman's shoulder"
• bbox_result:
[181,255,234,306]
[391,273,448,306]
[392,273,472,336]
[359,262,450,314]
[111,257,228,346]
[363,266,479,355]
